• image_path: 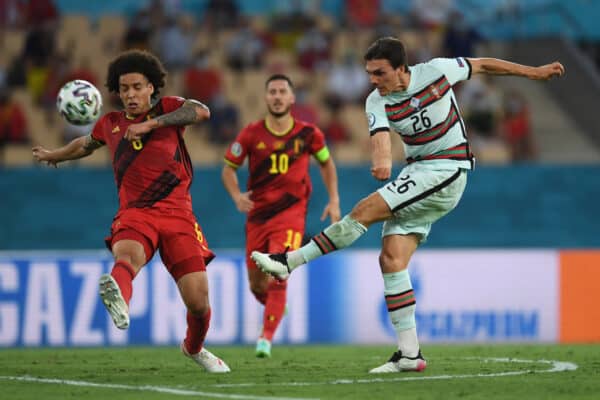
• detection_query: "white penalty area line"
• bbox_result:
[210,357,578,388]
[0,375,317,400]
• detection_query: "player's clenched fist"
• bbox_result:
[533,62,565,80]
[371,166,391,181]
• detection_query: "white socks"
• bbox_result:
[383,270,419,358]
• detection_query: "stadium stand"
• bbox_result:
[0,0,598,166]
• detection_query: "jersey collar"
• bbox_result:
[264,116,295,137]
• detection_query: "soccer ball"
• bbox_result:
[56,80,102,125]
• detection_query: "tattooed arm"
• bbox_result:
[124,100,210,141]
[32,134,104,167]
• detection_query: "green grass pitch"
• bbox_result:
[1,344,599,399]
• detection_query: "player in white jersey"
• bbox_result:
[252,37,564,373]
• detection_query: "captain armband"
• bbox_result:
[315,146,330,163]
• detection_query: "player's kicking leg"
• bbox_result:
[252,214,370,279]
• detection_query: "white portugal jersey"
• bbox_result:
[366,57,475,170]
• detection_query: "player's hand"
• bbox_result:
[371,166,391,181]
[321,200,341,222]
[532,62,565,80]
[125,120,154,141]
[234,191,254,213]
[32,146,59,168]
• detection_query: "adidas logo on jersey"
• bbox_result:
[256,142,266,150]
[112,126,120,133]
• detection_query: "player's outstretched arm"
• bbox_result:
[370,130,392,181]
[467,58,565,80]
[124,99,210,141]
[32,134,103,167]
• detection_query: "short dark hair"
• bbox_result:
[106,50,167,98]
[364,37,408,70]
[265,74,294,90]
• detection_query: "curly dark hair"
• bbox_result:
[105,50,167,98]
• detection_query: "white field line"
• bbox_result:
[210,357,578,388]
[0,375,317,400]
[0,357,577,397]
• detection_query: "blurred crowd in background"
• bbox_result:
[1,0,594,166]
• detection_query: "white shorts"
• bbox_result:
[377,163,468,242]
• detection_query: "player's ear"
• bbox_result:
[148,82,154,96]
[395,65,405,78]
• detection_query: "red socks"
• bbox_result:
[184,308,211,354]
[261,280,287,341]
[110,260,136,305]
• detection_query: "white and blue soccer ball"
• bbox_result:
[56,80,103,125]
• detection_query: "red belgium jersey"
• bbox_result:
[224,118,328,224]
[91,96,194,211]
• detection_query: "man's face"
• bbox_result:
[365,59,405,96]
[265,79,295,117]
[119,73,154,116]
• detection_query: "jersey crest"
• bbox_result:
[429,84,441,99]
[410,97,421,110]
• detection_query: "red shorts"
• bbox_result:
[245,204,307,270]
[105,207,215,281]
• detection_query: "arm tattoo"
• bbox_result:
[154,101,204,127]
[83,134,104,152]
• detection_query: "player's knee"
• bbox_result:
[379,251,409,272]
[250,282,267,296]
[248,271,269,294]
[184,292,210,316]
[113,245,146,270]
[250,284,267,299]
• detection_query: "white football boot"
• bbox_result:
[251,251,290,281]
[99,274,130,329]
[369,350,427,373]
[181,342,231,373]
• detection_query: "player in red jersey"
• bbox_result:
[222,74,341,357]
[32,49,230,373]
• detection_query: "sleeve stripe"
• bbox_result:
[314,146,330,163]
[369,127,389,136]
[224,158,240,169]
[463,57,472,80]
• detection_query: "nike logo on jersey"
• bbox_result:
[112,126,120,133]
